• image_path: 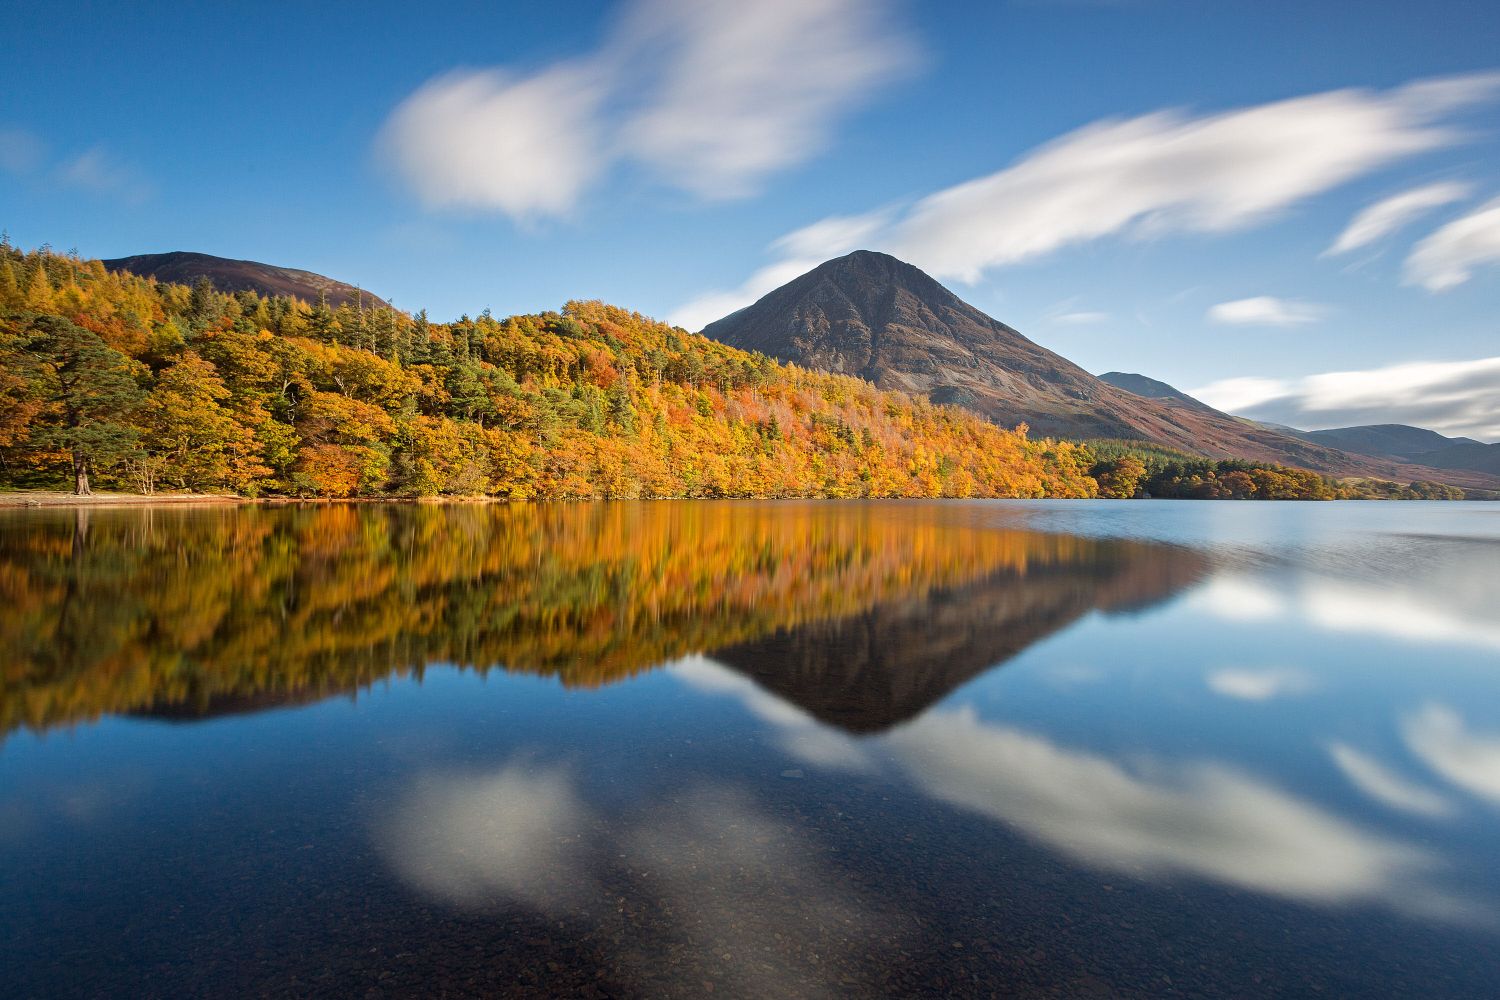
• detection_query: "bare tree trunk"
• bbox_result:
[73,450,92,496]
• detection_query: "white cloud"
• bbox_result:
[1404,704,1500,806]
[1329,742,1457,819]
[618,0,917,199]
[1404,196,1500,291]
[379,0,914,220]
[1207,296,1327,327]
[1207,667,1314,701]
[379,65,609,220]
[673,72,1500,327]
[1191,355,1500,441]
[1324,181,1473,256]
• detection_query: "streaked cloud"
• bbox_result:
[1207,667,1314,701]
[1191,355,1500,441]
[1329,742,1457,819]
[1049,310,1111,326]
[380,0,915,220]
[673,72,1500,325]
[1324,181,1473,256]
[1403,195,1500,291]
[1207,296,1327,327]
[1404,704,1500,806]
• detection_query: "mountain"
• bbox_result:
[699,251,1476,482]
[1097,371,1216,414]
[1294,423,1481,459]
[103,251,389,309]
[1270,423,1498,478]
[1410,441,1500,477]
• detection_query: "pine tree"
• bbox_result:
[22,316,144,494]
[0,259,18,308]
[22,264,55,312]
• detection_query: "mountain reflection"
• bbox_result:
[0,502,1205,736]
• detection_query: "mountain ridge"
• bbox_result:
[103,251,390,310]
[700,251,1495,487]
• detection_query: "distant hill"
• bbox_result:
[103,251,390,310]
[1097,371,1217,413]
[1296,423,1481,458]
[699,251,1463,481]
[1409,441,1500,477]
[1278,423,1498,477]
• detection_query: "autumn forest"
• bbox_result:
[0,241,1464,501]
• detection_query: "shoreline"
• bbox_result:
[0,490,1493,508]
[0,491,250,508]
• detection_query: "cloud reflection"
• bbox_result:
[885,708,1461,916]
[378,751,897,997]
[1328,742,1457,819]
[1207,667,1314,701]
[379,762,596,911]
[675,658,1482,922]
[1404,704,1500,806]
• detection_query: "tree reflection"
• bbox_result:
[0,502,1206,736]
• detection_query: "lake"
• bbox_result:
[2,500,1498,998]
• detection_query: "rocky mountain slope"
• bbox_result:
[702,251,1495,486]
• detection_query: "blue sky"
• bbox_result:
[4,0,1499,437]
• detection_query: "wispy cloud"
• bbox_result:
[1191,355,1500,441]
[1049,310,1111,326]
[1403,195,1500,291]
[1324,181,1473,256]
[380,0,916,220]
[672,72,1500,327]
[0,130,150,205]
[56,147,153,204]
[0,127,46,174]
[1207,296,1328,327]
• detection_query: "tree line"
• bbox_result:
[0,240,1469,501]
[0,242,1098,499]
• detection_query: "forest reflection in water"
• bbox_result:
[6,501,1500,999]
[0,500,1204,737]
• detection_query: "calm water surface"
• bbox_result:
[2,500,1498,998]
